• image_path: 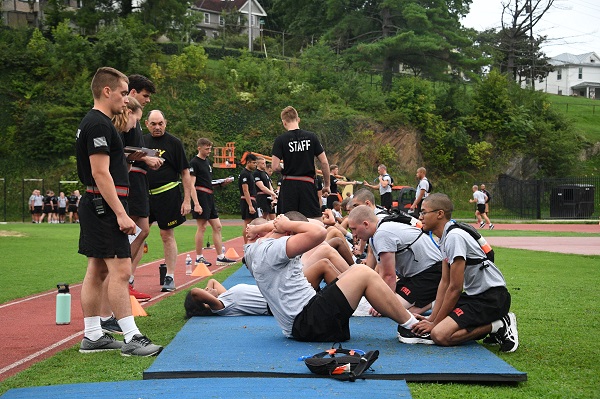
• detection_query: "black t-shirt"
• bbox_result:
[143,132,189,190]
[271,129,324,177]
[330,176,339,194]
[189,155,213,189]
[43,195,52,205]
[76,109,129,187]
[239,168,257,197]
[121,122,148,171]
[253,169,272,193]
[68,195,78,205]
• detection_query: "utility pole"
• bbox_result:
[529,0,535,90]
[248,0,253,51]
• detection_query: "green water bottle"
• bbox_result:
[56,283,71,325]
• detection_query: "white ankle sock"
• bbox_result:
[491,319,503,333]
[83,316,103,341]
[118,315,141,343]
[400,315,418,329]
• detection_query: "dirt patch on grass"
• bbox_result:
[0,230,26,237]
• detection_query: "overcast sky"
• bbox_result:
[461,0,600,57]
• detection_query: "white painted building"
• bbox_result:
[539,52,600,99]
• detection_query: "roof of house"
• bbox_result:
[550,52,600,66]
[571,81,600,89]
[191,0,266,16]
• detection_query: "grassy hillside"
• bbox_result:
[546,94,600,142]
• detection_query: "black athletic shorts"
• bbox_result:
[240,198,258,220]
[192,190,218,220]
[149,186,186,230]
[292,279,354,342]
[278,179,321,218]
[477,204,486,214]
[381,192,392,210]
[78,193,131,259]
[34,206,42,214]
[449,286,511,331]
[128,172,149,217]
[58,207,66,216]
[326,193,340,210]
[256,193,274,215]
[67,205,77,213]
[396,261,442,308]
[43,205,53,214]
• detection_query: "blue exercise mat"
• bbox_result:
[0,377,412,398]
[144,315,526,383]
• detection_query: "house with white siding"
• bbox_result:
[539,52,600,99]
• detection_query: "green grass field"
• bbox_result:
[547,94,600,142]
[0,223,598,398]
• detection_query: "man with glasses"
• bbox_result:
[412,193,518,352]
[348,205,442,318]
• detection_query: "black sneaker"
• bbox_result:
[479,221,485,228]
[216,256,236,266]
[489,224,495,230]
[121,334,163,357]
[101,316,123,334]
[79,333,123,353]
[482,332,501,345]
[161,276,175,292]
[196,256,212,267]
[397,326,434,345]
[498,312,519,352]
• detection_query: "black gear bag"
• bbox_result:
[303,343,379,381]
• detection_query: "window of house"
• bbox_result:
[557,69,562,80]
[204,13,209,24]
[578,67,583,79]
[219,16,225,26]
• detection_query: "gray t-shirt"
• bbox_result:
[213,284,269,316]
[440,221,506,296]
[244,237,316,337]
[380,174,392,195]
[370,221,442,278]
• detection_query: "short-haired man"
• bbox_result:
[75,67,162,356]
[348,205,442,315]
[410,167,430,215]
[272,106,330,218]
[240,153,259,243]
[363,164,393,211]
[469,184,493,229]
[143,110,200,292]
[480,184,491,214]
[189,138,236,266]
[412,193,518,352]
[254,156,277,220]
[121,74,162,302]
[244,213,422,343]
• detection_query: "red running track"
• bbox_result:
[0,236,246,382]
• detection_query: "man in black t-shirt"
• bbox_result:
[239,153,258,243]
[190,138,236,266]
[271,106,330,218]
[122,74,163,302]
[143,110,200,292]
[254,156,277,220]
[75,67,162,357]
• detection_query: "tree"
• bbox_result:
[274,0,479,91]
[500,0,554,86]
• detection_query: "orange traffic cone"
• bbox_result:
[224,247,240,259]
[130,295,148,317]
[191,262,213,277]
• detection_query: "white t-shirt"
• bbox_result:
[472,190,487,205]
[212,284,270,316]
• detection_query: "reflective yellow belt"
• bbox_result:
[149,181,179,195]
